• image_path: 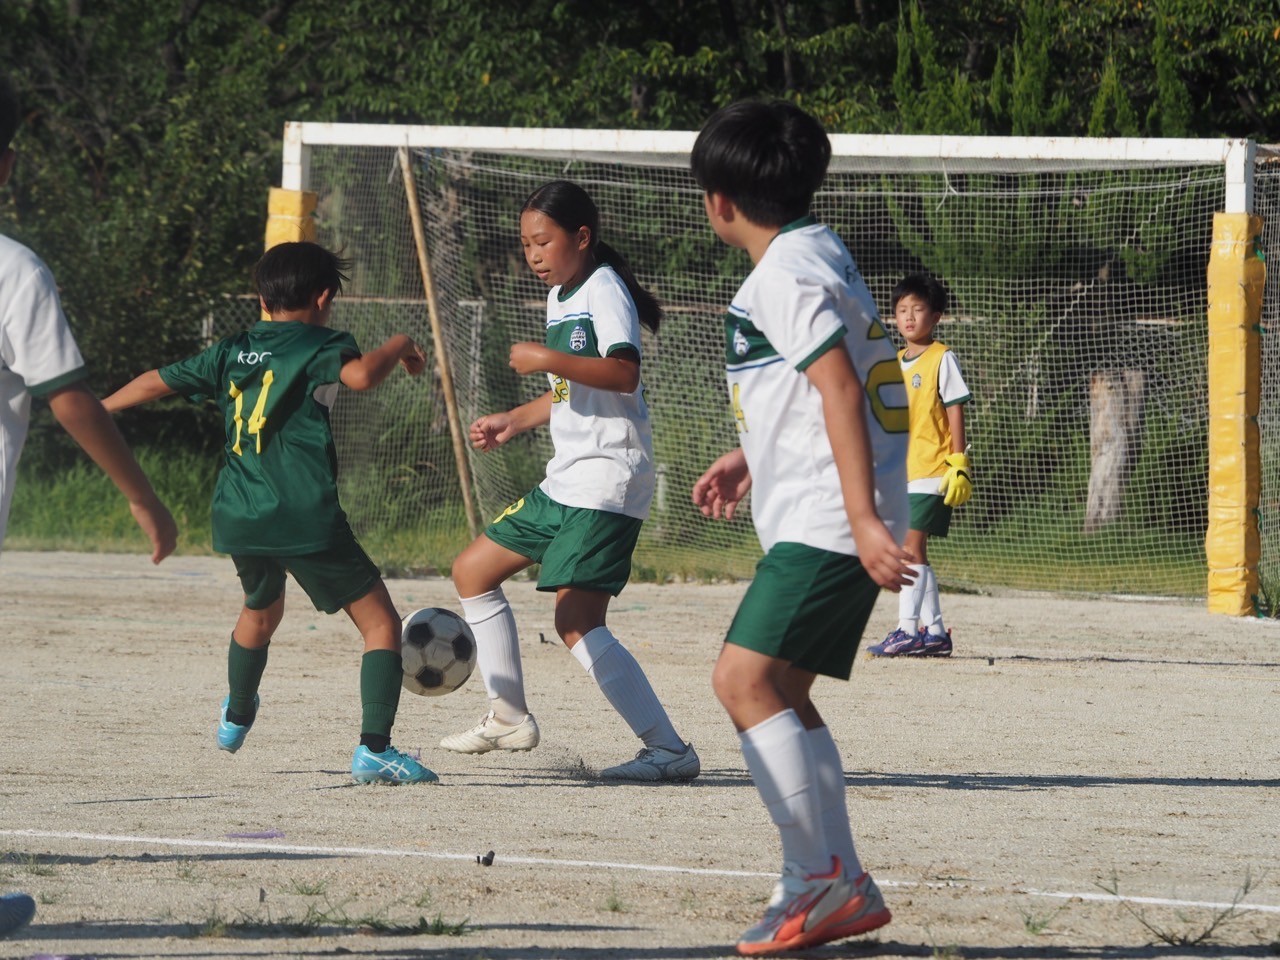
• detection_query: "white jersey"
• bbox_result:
[724,218,908,555]
[0,233,86,546]
[538,263,654,519]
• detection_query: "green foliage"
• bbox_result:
[0,0,1273,407]
[1088,56,1141,137]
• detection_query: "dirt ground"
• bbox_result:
[0,550,1277,960]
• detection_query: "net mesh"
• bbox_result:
[1253,159,1280,611]
[222,137,1273,595]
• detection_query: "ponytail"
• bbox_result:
[596,240,662,334]
[522,179,662,334]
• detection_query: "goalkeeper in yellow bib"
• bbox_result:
[867,274,972,658]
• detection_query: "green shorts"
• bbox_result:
[910,493,953,537]
[725,541,881,680]
[485,486,642,596]
[233,536,381,615]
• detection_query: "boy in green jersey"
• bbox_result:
[105,241,435,785]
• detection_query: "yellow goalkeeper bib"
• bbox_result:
[899,340,954,482]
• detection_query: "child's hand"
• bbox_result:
[692,448,752,521]
[851,518,915,592]
[508,342,552,376]
[400,340,427,376]
[469,413,516,451]
[938,452,973,507]
[130,494,178,565]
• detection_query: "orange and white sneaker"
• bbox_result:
[736,858,891,956]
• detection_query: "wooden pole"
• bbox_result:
[398,146,481,539]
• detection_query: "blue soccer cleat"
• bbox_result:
[866,628,925,658]
[217,694,258,753]
[351,745,439,785]
[918,628,953,657]
[0,892,36,938]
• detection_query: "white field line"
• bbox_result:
[4,828,1279,915]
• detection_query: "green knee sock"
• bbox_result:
[227,634,269,717]
[360,649,403,739]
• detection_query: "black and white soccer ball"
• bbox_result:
[400,607,477,697]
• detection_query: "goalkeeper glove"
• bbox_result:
[938,452,973,508]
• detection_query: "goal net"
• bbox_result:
[268,124,1275,601]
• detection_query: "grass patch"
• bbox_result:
[10,440,1212,597]
[189,895,469,939]
[1097,868,1259,946]
[1018,901,1068,935]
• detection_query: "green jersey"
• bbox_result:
[159,320,359,555]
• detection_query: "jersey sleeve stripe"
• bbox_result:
[794,326,848,372]
[27,366,88,398]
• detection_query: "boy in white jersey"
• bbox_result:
[690,99,914,956]
[867,274,972,658]
[440,180,698,782]
[0,73,175,561]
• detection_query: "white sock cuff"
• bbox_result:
[569,625,617,672]
[739,708,805,750]
[458,588,510,625]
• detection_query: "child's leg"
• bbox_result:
[453,535,536,723]
[226,597,282,721]
[918,562,946,635]
[897,529,929,633]
[713,645,828,875]
[344,580,404,752]
[556,587,684,752]
[805,724,863,878]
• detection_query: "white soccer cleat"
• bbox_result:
[600,742,700,781]
[439,711,540,753]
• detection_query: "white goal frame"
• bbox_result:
[278,121,1265,614]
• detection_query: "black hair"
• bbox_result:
[690,99,831,227]
[253,241,352,313]
[521,179,661,333]
[891,273,949,314]
[0,75,20,153]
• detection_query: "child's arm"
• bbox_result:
[102,370,175,412]
[508,342,640,393]
[339,334,426,391]
[947,403,966,454]
[692,447,752,521]
[804,347,914,591]
[470,391,553,451]
[47,382,178,564]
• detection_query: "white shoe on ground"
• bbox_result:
[440,711,540,753]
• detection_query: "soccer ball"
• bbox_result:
[400,607,477,697]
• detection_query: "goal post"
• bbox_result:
[275,120,1273,612]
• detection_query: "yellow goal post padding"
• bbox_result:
[1205,212,1265,616]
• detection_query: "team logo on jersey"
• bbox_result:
[911,373,922,389]
[732,327,749,357]
[570,325,587,352]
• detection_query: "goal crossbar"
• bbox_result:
[283,121,1256,211]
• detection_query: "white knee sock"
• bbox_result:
[807,725,863,877]
[570,626,683,751]
[898,563,928,633]
[739,709,828,876]
[918,564,946,635]
[459,589,528,724]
